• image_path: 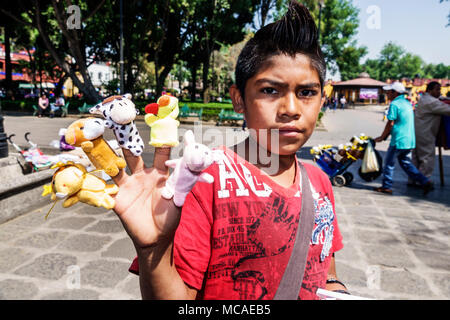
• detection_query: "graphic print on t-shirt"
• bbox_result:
[230,194,299,299]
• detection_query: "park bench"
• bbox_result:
[32,104,38,116]
[216,109,244,126]
[78,102,97,114]
[32,102,68,117]
[178,104,203,120]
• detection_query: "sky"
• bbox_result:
[353,0,450,65]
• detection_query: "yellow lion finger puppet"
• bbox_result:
[42,162,119,219]
[144,94,180,147]
[65,118,126,177]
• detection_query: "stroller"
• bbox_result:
[311,134,383,187]
[7,132,53,173]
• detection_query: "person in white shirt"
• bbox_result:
[412,81,450,181]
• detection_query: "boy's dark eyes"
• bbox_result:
[260,87,319,97]
[261,87,278,95]
[298,89,319,97]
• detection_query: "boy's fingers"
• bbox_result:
[111,168,129,186]
[153,147,171,173]
[121,148,146,174]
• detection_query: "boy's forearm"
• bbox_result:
[136,239,197,300]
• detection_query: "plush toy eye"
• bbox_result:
[145,103,159,115]
[80,126,84,130]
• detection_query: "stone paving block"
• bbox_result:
[341,205,381,217]
[46,216,97,230]
[354,229,402,246]
[381,207,422,219]
[380,269,435,297]
[401,232,449,252]
[0,225,30,243]
[121,275,141,299]
[14,231,70,249]
[101,237,136,261]
[350,214,389,230]
[417,211,450,224]
[76,205,110,216]
[14,253,77,280]
[6,210,49,228]
[40,289,100,300]
[335,243,363,264]
[0,279,39,299]
[371,198,412,209]
[80,259,130,289]
[360,244,416,269]
[337,196,376,206]
[430,273,450,298]
[0,247,35,273]
[333,261,367,290]
[57,233,112,252]
[413,249,450,271]
[391,217,432,235]
[86,219,124,234]
[425,221,450,237]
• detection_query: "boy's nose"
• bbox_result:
[278,94,300,119]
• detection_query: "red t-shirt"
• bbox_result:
[129,146,343,300]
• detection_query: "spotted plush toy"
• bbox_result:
[90,94,144,156]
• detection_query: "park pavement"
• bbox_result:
[0,107,449,300]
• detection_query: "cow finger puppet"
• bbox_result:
[42,161,118,219]
[90,94,144,156]
[161,130,215,207]
[65,118,126,177]
[144,94,180,147]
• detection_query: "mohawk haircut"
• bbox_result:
[235,1,326,98]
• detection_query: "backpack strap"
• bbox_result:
[273,161,315,300]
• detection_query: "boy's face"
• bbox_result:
[231,53,324,156]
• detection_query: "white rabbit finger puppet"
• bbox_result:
[161,130,215,207]
[90,94,144,156]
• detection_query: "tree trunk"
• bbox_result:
[190,64,198,102]
[55,73,68,96]
[202,56,210,104]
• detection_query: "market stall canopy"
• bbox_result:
[333,73,387,87]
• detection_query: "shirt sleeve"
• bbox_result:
[173,169,215,291]
[429,99,450,116]
[387,103,398,121]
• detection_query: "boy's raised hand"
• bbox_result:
[111,147,181,249]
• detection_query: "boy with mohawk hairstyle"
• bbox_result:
[111,1,347,300]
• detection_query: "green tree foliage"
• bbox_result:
[1,0,108,103]
[362,42,449,81]
[181,0,257,102]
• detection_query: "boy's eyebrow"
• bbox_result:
[254,78,321,89]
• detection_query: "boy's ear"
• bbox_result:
[229,85,245,114]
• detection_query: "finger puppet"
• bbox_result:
[161,130,215,207]
[65,118,126,177]
[42,162,119,218]
[144,94,180,147]
[90,94,144,156]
